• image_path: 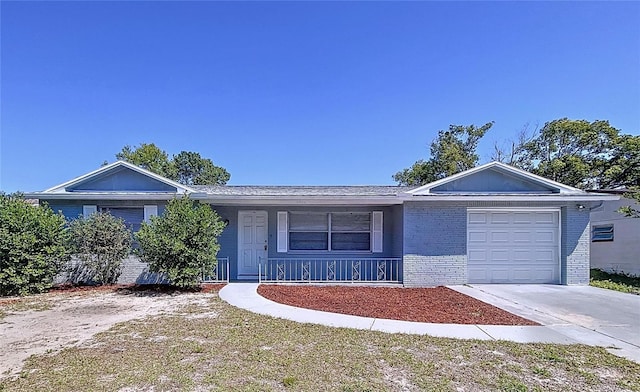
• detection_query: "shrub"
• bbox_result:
[0,193,70,296]
[69,212,132,285]
[136,196,225,288]
[589,268,640,295]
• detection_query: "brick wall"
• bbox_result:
[402,203,467,286]
[402,201,592,287]
[562,206,591,285]
[56,256,168,285]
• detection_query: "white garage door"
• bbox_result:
[467,210,560,284]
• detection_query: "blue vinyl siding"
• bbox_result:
[431,167,556,193]
[46,204,83,220]
[67,167,176,192]
[42,200,167,225]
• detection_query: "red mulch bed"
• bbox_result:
[257,285,538,326]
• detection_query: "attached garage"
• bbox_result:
[467,209,560,284]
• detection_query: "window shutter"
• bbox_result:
[277,211,288,252]
[144,205,158,223]
[372,211,383,253]
[83,205,97,218]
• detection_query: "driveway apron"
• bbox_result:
[450,284,640,363]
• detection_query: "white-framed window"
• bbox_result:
[280,211,383,252]
[592,224,614,242]
[82,204,158,232]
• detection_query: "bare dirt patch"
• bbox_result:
[0,285,225,380]
[257,285,538,325]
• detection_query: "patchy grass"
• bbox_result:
[0,284,226,321]
[590,269,640,295]
[2,291,639,391]
[0,296,55,320]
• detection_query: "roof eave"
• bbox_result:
[25,192,184,201]
[402,194,620,202]
[192,195,405,206]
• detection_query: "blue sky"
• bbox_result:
[1,1,639,192]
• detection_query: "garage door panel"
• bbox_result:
[533,268,556,282]
[468,213,487,224]
[535,249,555,262]
[468,249,487,262]
[535,212,557,224]
[535,229,556,243]
[468,268,489,282]
[468,231,487,243]
[468,210,559,284]
[489,249,509,262]
[490,213,510,224]
[513,249,533,262]
[490,231,510,242]
[512,268,534,280]
[490,268,510,281]
[513,212,533,224]
[513,231,533,243]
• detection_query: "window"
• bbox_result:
[289,213,329,250]
[83,205,158,232]
[331,213,371,251]
[100,207,145,232]
[592,224,614,242]
[287,212,376,252]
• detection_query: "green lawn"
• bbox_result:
[2,289,639,392]
[590,268,640,295]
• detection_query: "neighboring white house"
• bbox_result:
[589,190,640,277]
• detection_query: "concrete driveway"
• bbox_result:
[451,284,640,362]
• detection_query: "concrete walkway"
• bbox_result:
[219,283,640,364]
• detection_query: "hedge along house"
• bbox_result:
[27,160,617,286]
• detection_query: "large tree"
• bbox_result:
[619,189,640,218]
[493,118,639,190]
[115,144,230,185]
[172,151,230,186]
[393,122,494,186]
[116,143,172,178]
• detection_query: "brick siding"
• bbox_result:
[402,203,467,286]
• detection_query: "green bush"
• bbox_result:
[136,196,225,288]
[0,193,70,296]
[69,212,132,285]
[590,268,640,295]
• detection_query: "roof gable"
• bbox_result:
[44,161,194,194]
[407,161,584,195]
[67,166,177,192]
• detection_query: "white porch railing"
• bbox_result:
[259,258,402,283]
[202,257,230,283]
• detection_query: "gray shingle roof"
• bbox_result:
[190,185,413,197]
